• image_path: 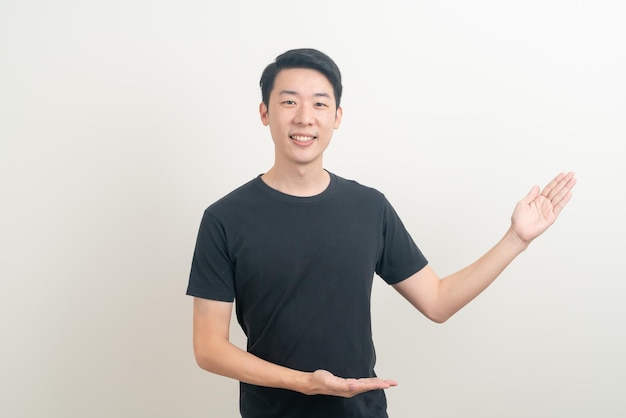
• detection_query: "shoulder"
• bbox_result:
[332,172,386,201]
[203,176,264,217]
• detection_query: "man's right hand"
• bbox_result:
[303,369,398,398]
[193,298,397,398]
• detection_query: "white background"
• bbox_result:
[1,1,624,417]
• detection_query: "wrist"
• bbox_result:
[285,369,315,395]
[504,226,530,253]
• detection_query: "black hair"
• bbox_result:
[259,48,343,109]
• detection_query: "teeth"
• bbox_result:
[291,135,315,142]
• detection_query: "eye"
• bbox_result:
[315,102,329,108]
[282,100,296,106]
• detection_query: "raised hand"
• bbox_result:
[304,369,398,398]
[511,171,576,244]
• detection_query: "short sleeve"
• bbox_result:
[186,210,236,302]
[375,198,428,284]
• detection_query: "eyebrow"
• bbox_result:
[278,90,331,99]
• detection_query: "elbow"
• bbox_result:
[419,298,461,323]
[423,307,453,324]
[193,348,212,372]
[406,300,453,323]
[427,314,450,324]
[431,315,450,324]
[193,341,222,373]
[194,350,224,375]
[194,354,211,372]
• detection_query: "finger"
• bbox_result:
[347,378,396,393]
[542,172,575,200]
[547,174,576,208]
[553,174,576,201]
[540,172,566,199]
[552,190,573,218]
[521,185,540,205]
[551,176,577,217]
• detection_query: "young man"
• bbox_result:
[186,48,576,418]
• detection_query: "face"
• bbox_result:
[260,68,342,170]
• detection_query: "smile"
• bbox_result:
[290,135,316,142]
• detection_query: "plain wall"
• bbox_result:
[1,1,624,417]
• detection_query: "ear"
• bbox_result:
[334,106,343,129]
[259,102,269,126]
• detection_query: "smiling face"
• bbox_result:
[260,68,342,171]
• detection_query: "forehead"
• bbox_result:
[272,68,334,97]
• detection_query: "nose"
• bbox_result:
[294,105,313,125]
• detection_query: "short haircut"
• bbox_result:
[259,48,343,109]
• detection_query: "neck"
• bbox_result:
[261,165,330,197]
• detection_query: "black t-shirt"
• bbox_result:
[187,172,428,418]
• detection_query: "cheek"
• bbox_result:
[329,117,341,130]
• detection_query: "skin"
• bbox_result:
[259,68,342,197]
[192,67,577,398]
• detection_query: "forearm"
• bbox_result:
[437,226,528,319]
[194,338,396,397]
[194,337,311,394]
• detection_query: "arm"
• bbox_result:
[192,297,398,397]
[393,171,576,323]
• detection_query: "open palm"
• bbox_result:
[511,172,576,244]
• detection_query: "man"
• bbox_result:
[186,48,576,418]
